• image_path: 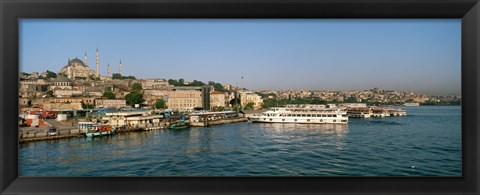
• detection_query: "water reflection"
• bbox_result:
[258,123,349,136]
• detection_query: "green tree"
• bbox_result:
[131,83,142,92]
[125,92,144,107]
[244,102,255,110]
[82,102,94,109]
[112,73,122,80]
[154,99,167,109]
[45,90,54,97]
[46,70,57,78]
[213,83,227,92]
[103,91,116,99]
[190,80,205,86]
[168,79,177,85]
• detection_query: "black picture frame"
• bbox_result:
[1,0,479,194]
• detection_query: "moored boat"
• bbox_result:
[168,120,190,130]
[85,124,116,137]
[247,105,348,124]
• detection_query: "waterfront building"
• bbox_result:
[210,91,226,109]
[95,99,127,108]
[201,86,211,110]
[240,92,264,110]
[102,111,163,129]
[167,90,202,111]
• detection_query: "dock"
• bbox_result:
[19,134,81,143]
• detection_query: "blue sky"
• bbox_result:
[20,19,461,95]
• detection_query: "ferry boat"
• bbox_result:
[247,105,348,124]
[347,108,372,118]
[169,120,190,130]
[85,124,116,137]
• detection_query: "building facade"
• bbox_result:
[95,99,127,108]
[167,90,202,111]
[240,92,264,110]
[210,91,226,109]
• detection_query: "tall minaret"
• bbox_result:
[95,48,99,77]
[119,60,122,77]
[84,52,87,65]
[107,62,111,77]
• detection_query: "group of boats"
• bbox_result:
[76,119,190,138]
[57,105,406,138]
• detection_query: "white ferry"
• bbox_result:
[247,105,348,124]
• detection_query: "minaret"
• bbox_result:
[68,66,72,79]
[95,48,99,77]
[107,62,111,77]
[119,60,122,77]
[84,52,87,65]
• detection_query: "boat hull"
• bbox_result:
[247,116,348,124]
[86,130,116,137]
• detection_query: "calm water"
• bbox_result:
[19,106,461,176]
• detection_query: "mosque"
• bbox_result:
[58,48,123,80]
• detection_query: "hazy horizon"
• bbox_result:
[20,19,461,96]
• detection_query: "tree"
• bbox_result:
[179,78,185,83]
[45,90,54,97]
[46,70,57,78]
[154,99,167,109]
[125,92,144,106]
[244,102,255,110]
[82,102,94,109]
[103,91,116,99]
[112,73,122,80]
[213,83,227,92]
[131,83,142,92]
[190,80,205,86]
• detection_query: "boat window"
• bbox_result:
[327,115,332,117]
[322,114,327,117]
[307,114,311,117]
[302,114,306,117]
[333,115,337,117]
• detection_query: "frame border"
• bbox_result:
[1,0,479,194]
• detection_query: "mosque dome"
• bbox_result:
[68,58,85,66]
